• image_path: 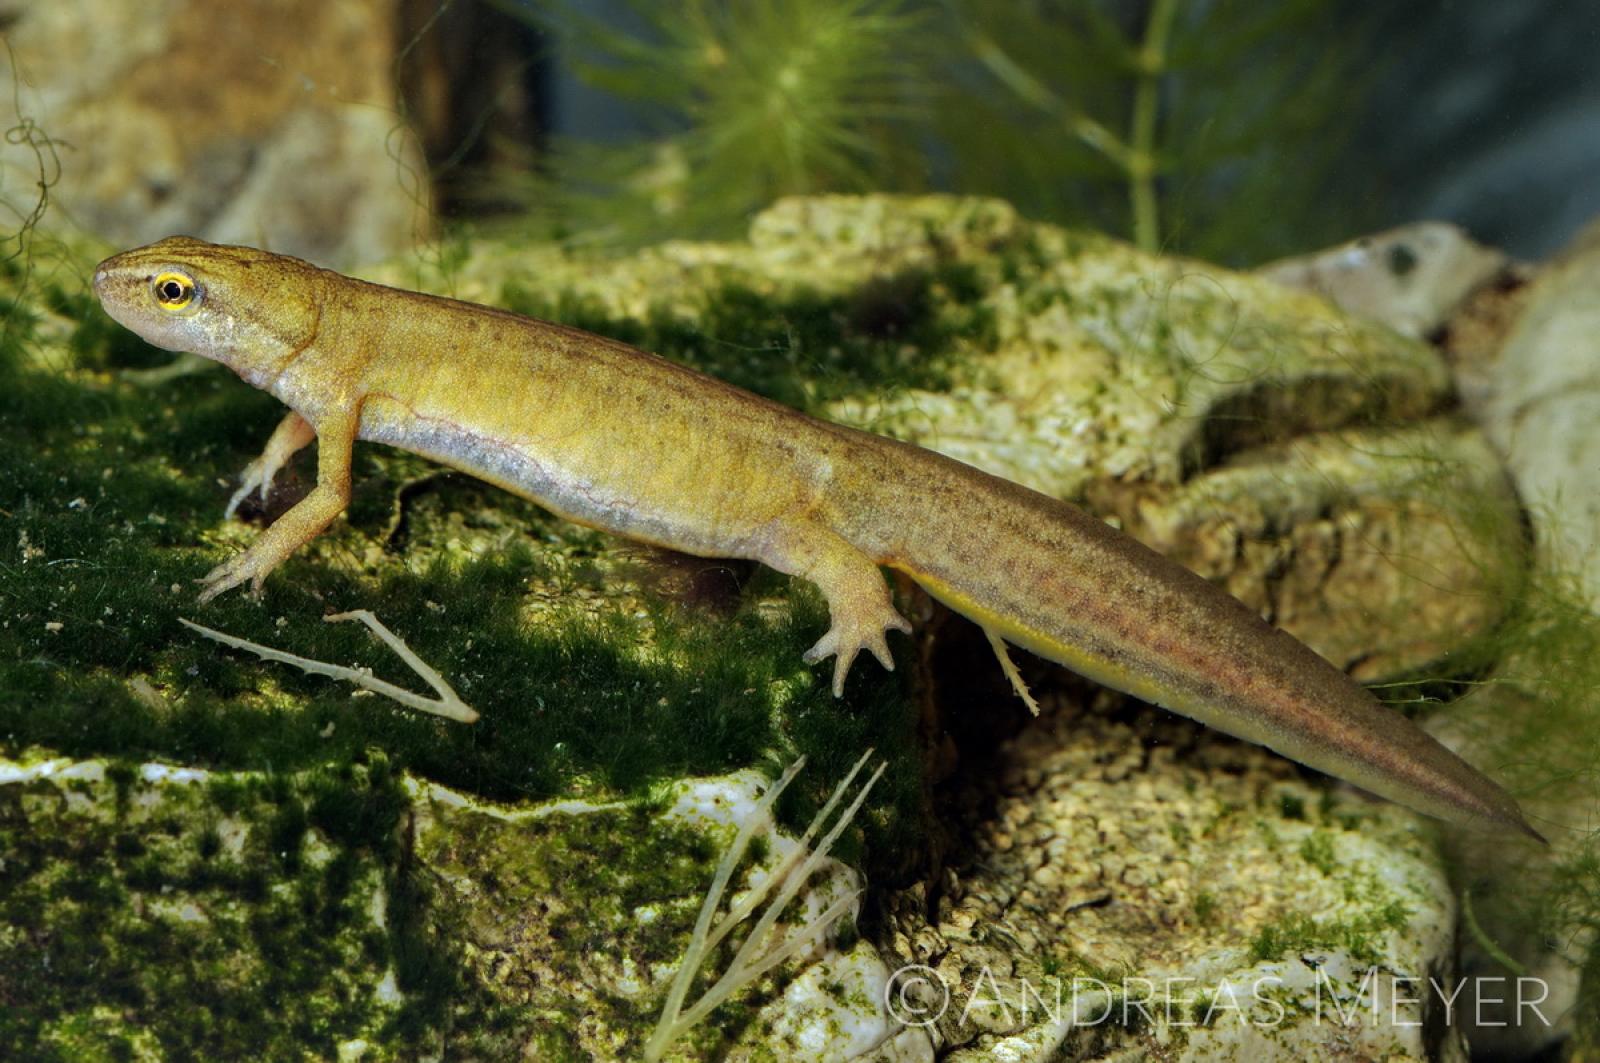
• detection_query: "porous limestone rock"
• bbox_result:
[1476,222,1600,612]
[880,692,1466,1061]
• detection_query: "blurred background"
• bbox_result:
[2,0,1598,269]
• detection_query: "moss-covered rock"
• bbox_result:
[0,754,916,1060]
[0,753,407,1059]
[0,194,1533,1057]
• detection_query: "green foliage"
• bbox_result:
[496,0,926,242]
[938,0,1382,261]
[487,0,1385,262]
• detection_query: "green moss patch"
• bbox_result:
[0,756,415,1059]
[1247,900,1411,967]
[501,263,995,415]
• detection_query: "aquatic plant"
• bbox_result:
[494,0,925,243]
[485,0,1382,261]
[938,0,1381,260]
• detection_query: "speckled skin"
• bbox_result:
[93,236,1541,839]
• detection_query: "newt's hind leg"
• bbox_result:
[759,522,910,697]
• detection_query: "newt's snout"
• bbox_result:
[91,253,145,319]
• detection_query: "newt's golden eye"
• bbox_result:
[152,271,198,312]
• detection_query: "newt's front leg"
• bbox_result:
[760,521,910,696]
[198,407,360,603]
[224,410,316,518]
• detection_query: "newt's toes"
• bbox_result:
[196,555,251,603]
[196,574,238,604]
[807,616,911,696]
[830,649,861,698]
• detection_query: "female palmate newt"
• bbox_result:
[93,236,1541,839]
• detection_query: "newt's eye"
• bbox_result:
[152,271,199,312]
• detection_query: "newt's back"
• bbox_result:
[324,271,856,556]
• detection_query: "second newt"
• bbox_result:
[92,236,1541,839]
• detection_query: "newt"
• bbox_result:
[93,236,1541,839]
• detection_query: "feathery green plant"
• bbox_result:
[482,0,1383,261]
[938,0,1381,260]
[494,0,926,243]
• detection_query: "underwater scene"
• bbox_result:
[0,1,1597,1059]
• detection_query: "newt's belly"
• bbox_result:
[357,395,786,558]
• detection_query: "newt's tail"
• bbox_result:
[850,443,1541,840]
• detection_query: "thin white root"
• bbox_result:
[644,751,885,1062]
[179,610,479,723]
[983,625,1041,715]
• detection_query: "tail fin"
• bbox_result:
[852,447,1539,839]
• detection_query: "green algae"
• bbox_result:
[0,756,416,1059]
[500,262,996,416]
[1298,831,1339,877]
[406,792,726,1058]
[1246,902,1412,968]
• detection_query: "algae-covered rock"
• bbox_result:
[408,769,911,1060]
[0,754,406,1058]
[0,753,918,1060]
[1,193,1532,1058]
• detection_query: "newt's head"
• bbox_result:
[94,236,324,385]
